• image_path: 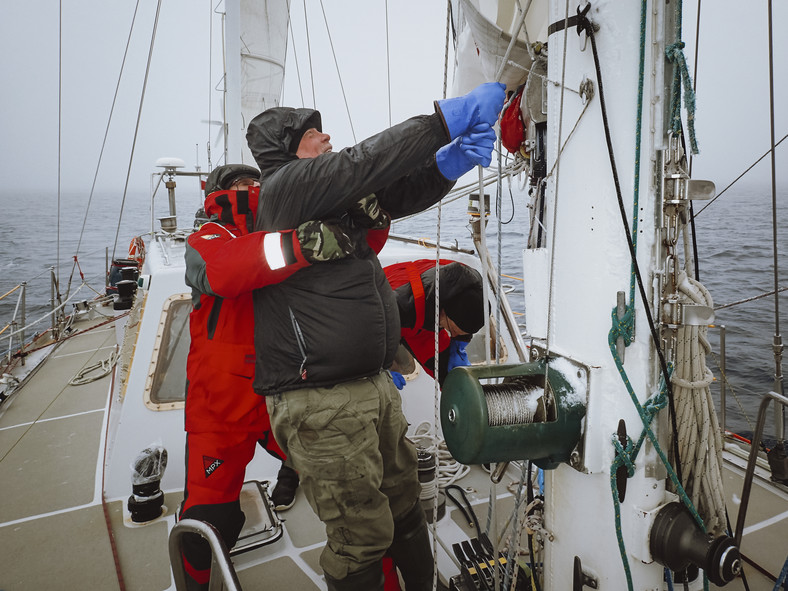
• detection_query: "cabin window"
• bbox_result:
[144,294,191,410]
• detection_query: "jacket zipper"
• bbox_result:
[368,259,387,371]
[289,307,308,380]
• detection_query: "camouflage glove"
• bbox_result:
[296,220,354,263]
[347,194,391,230]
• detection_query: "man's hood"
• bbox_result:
[246,107,322,177]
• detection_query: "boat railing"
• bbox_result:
[733,390,788,547]
[169,519,242,591]
[0,267,66,369]
[0,266,108,374]
[709,324,729,432]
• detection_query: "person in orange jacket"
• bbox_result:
[385,259,485,387]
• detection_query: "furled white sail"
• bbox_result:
[225,0,290,165]
[452,0,547,94]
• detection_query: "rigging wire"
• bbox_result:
[692,132,788,219]
[286,12,306,108]
[207,0,215,171]
[316,0,356,143]
[766,0,784,402]
[57,1,62,294]
[385,0,392,127]
[544,0,572,364]
[687,0,702,281]
[714,286,788,312]
[65,0,143,299]
[218,3,228,166]
[302,0,316,108]
[111,0,163,264]
[424,6,454,590]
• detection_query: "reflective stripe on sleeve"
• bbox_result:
[263,232,287,270]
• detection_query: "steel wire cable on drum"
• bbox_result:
[483,382,546,426]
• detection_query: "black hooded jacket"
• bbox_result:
[247,107,453,394]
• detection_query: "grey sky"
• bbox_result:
[0,0,447,197]
[0,1,784,198]
[683,1,787,193]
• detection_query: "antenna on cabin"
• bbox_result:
[155,157,186,220]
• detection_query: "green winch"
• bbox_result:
[440,359,587,470]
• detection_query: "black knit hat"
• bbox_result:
[443,287,485,334]
[204,164,260,196]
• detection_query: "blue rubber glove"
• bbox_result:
[447,339,470,373]
[435,125,497,180]
[390,371,406,390]
[435,82,506,140]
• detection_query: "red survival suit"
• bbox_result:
[181,186,395,586]
[385,259,484,385]
[181,186,314,583]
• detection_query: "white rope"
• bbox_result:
[412,421,471,488]
[671,270,727,536]
[70,350,119,386]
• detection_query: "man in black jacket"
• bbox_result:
[246,82,505,591]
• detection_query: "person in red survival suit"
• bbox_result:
[180,164,392,590]
[384,259,485,388]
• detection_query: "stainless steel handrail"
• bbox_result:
[169,519,242,591]
[733,390,788,547]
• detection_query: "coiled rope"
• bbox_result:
[70,350,119,386]
[671,271,727,536]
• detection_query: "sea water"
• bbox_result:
[0,184,784,440]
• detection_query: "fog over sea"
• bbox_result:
[1,183,784,439]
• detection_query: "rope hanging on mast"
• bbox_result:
[665,0,699,154]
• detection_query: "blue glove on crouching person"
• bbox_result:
[436,124,497,180]
[435,82,506,140]
[447,339,470,373]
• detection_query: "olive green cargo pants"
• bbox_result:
[267,371,421,580]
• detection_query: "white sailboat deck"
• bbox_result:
[1,309,786,589]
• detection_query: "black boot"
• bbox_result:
[270,464,299,511]
[324,560,384,591]
[388,503,434,591]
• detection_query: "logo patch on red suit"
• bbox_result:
[203,455,224,478]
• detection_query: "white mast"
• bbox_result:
[224,0,243,164]
[530,2,679,587]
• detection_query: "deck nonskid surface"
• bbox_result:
[2,314,786,590]
[0,316,121,588]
